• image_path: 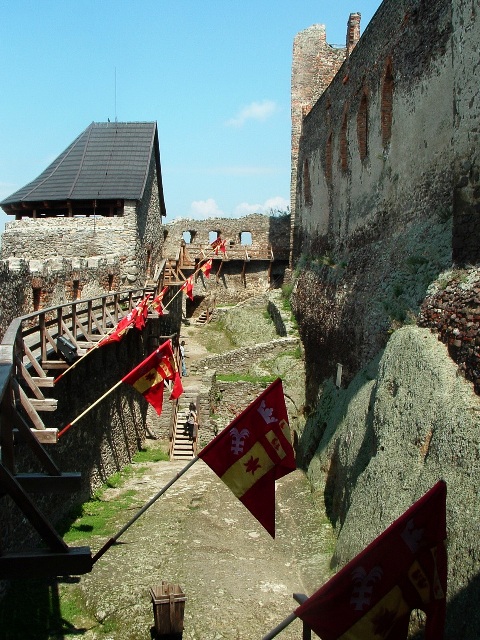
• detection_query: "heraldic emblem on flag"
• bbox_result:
[295,480,447,639]
[122,340,183,415]
[199,378,296,537]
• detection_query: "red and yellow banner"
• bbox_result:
[199,378,295,537]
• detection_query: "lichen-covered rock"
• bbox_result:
[299,326,480,638]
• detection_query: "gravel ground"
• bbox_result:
[57,298,330,639]
[66,458,333,639]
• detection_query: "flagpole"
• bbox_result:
[53,299,144,384]
[57,379,124,438]
[162,257,211,312]
[261,612,298,639]
[92,456,200,564]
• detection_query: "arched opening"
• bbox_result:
[357,90,369,161]
[303,158,313,206]
[381,60,394,148]
[340,110,348,172]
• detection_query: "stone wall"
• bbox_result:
[418,267,480,394]
[290,0,480,403]
[0,256,121,341]
[1,328,148,555]
[297,326,480,638]
[290,19,353,251]
[189,337,299,377]
[164,213,290,261]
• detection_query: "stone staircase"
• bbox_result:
[170,385,200,460]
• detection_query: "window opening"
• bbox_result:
[240,232,252,246]
[33,288,41,311]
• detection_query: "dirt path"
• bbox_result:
[72,457,333,640]
[62,307,334,638]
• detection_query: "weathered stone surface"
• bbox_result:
[298,326,480,638]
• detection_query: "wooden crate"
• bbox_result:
[150,581,186,637]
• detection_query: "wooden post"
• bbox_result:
[336,363,343,388]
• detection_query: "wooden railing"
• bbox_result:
[0,271,166,578]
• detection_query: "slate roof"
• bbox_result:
[1,121,165,207]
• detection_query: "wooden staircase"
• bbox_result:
[195,308,219,325]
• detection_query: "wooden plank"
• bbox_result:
[32,377,55,388]
[60,319,79,347]
[90,310,106,336]
[41,361,69,370]
[12,412,60,472]
[75,316,90,340]
[14,380,46,430]
[23,341,46,377]
[9,472,82,493]
[29,399,58,412]
[16,357,45,400]
[0,546,93,579]
[30,428,58,444]
[44,327,59,354]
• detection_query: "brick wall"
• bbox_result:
[290,0,480,402]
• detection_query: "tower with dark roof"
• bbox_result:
[0,121,166,290]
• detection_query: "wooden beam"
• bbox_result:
[12,411,60,473]
[29,398,58,412]
[0,547,93,579]
[0,464,68,552]
[7,472,82,494]
[29,428,58,444]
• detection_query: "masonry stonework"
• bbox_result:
[290,0,479,401]
[0,160,163,292]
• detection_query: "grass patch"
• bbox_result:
[133,447,169,463]
[216,373,277,385]
[282,346,303,359]
[62,489,138,542]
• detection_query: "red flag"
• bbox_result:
[200,259,212,278]
[295,481,447,640]
[214,239,226,255]
[98,307,139,346]
[151,286,168,315]
[180,275,194,301]
[198,378,295,537]
[134,294,151,330]
[122,340,183,415]
[210,237,223,251]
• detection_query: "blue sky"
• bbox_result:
[0,1,381,233]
